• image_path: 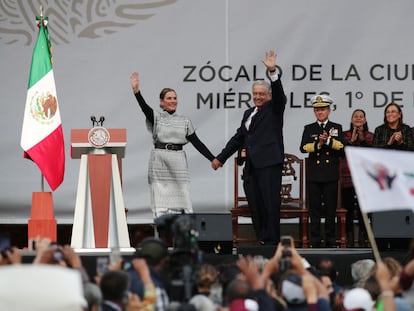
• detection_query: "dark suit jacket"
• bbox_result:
[300,121,344,182]
[216,78,286,167]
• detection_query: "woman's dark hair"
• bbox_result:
[159,88,176,100]
[383,103,403,128]
[349,109,369,132]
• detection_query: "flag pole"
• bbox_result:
[39,3,44,194]
[361,212,381,262]
[26,4,58,246]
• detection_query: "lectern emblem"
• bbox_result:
[88,126,110,148]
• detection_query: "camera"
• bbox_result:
[155,213,201,303]
[53,249,64,262]
[279,236,293,272]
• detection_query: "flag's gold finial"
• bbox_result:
[40,5,43,17]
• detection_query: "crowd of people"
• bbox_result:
[1,236,414,311]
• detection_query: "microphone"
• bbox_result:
[98,116,105,126]
[90,116,97,127]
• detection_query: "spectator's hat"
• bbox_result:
[281,272,306,305]
[311,94,333,108]
[229,298,259,311]
[189,294,216,311]
[135,237,168,265]
[343,288,374,311]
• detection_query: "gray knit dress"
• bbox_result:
[147,111,195,217]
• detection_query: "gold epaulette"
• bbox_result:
[331,138,344,150]
[303,142,315,153]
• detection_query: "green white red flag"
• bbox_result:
[20,15,65,191]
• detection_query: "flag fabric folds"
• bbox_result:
[345,146,414,213]
[20,16,65,191]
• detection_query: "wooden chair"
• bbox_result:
[231,153,309,247]
[280,153,308,247]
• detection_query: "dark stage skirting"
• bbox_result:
[19,246,409,288]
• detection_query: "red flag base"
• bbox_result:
[28,192,57,247]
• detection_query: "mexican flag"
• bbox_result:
[20,16,65,191]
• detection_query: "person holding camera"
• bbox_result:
[276,237,330,310]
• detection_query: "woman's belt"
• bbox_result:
[154,142,183,151]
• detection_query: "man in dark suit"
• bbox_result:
[300,95,344,248]
[212,50,286,245]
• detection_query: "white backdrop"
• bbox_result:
[1,0,414,223]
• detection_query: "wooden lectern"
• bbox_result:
[70,128,131,250]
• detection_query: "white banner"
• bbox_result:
[1,0,414,223]
[345,146,414,213]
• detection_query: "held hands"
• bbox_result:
[211,158,223,170]
[130,72,140,94]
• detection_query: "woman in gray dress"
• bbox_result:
[130,72,215,218]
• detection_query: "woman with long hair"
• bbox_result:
[341,109,373,247]
[373,103,414,150]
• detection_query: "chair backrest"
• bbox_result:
[234,157,247,209]
[281,153,305,209]
[234,153,305,209]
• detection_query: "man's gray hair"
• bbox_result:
[252,80,271,93]
[351,259,375,285]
